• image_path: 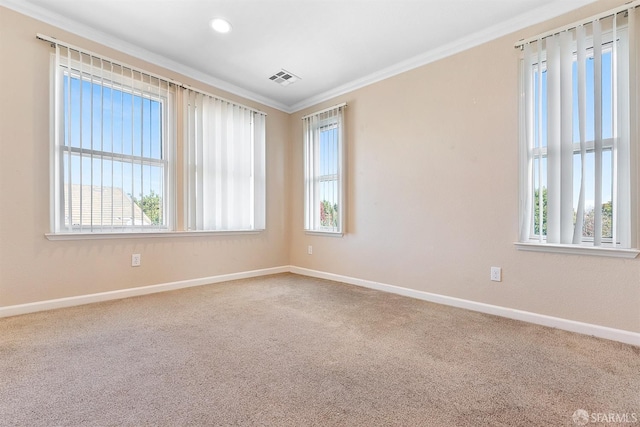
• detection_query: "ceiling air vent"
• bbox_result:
[268,69,300,86]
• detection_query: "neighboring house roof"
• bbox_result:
[64,184,152,227]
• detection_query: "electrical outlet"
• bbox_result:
[307,245,313,255]
[490,267,502,282]
[132,254,141,267]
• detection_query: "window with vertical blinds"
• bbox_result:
[46,36,267,237]
[51,44,176,233]
[516,4,638,257]
[303,104,346,235]
[183,89,266,231]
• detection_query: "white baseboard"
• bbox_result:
[289,266,640,347]
[0,266,289,318]
[2,264,638,347]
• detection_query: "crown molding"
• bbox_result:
[2,0,597,115]
[288,0,598,113]
[0,0,291,113]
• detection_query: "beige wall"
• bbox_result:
[289,0,640,333]
[1,1,639,334]
[0,7,290,306]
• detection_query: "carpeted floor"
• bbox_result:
[0,273,638,426]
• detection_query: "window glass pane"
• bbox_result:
[520,22,632,250]
[575,152,594,236]
[572,57,596,143]
[65,76,81,149]
[318,125,339,229]
[529,46,615,241]
[533,66,547,148]
[319,126,338,176]
[64,76,163,159]
[63,154,164,227]
[602,51,613,140]
[62,70,165,230]
[533,156,547,237]
[111,88,123,154]
[578,150,613,239]
[132,95,143,157]
[319,181,338,228]
[602,149,613,239]
[303,106,344,234]
[122,91,134,156]
[569,51,613,144]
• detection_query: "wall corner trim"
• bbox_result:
[289,266,640,347]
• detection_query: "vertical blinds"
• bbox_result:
[518,5,636,248]
[51,40,175,232]
[183,89,266,231]
[303,103,346,233]
[42,34,267,234]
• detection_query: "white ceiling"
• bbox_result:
[3,0,596,112]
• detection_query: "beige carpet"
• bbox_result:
[0,273,638,426]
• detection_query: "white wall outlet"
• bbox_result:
[490,267,502,282]
[131,254,141,267]
[307,245,313,255]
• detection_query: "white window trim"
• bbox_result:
[50,50,177,234]
[44,229,263,241]
[515,10,639,258]
[514,242,639,258]
[305,230,344,238]
[303,103,346,236]
[43,35,270,239]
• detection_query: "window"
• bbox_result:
[51,46,175,233]
[48,38,267,237]
[517,9,638,256]
[183,89,266,231]
[303,104,346,234]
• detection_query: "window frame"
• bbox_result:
[303,103,346,236]
[516,22,638,258]
[50,52,177,235]
[43,36,270,240]
[182,89,267,232]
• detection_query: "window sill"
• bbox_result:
[304,230,344,238]
[45,229,264,241]
[514,242,640,259]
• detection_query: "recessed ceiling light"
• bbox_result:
[210,18,232,34]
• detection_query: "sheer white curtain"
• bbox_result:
[183,89,266,231]
[520,7,635,248]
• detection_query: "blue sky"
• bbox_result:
[63,75,164,201]
[318,125,339,208]
[533,51,614,211]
